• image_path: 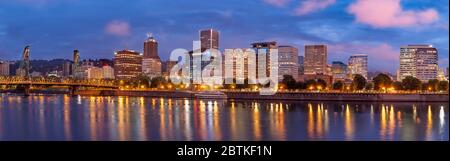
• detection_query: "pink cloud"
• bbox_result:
[105,20,131,37]
[263,0,291,7]
[295,0,336,15]
[348,0,439,28]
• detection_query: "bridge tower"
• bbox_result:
[19,46,31,80]
[19,46,31,96]
[73,49,81,79]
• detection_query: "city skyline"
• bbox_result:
[0,0,448,74]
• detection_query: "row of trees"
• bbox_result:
[222,76,328,90]
[280,74,449,92]
[119,75,174,89]
[117,73,449,92]
[332,74,449,92]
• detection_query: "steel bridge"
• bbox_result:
[0,46,118,96]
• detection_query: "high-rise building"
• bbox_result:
[143,34,159,59]
[400,45,438,82]
[142,58,162,78]
[278,46,299,81]
[142,35,162,78]
[224,48,256,82]
[62,61,73,77]
[348,54,368,79]
[252,42,278,80]
[162,60,178,77]
[331,61,348,82]
[114,50,143,80]
[200,29,219,50]
[86,65,115,79]
[298,56,304,75]
[304,45,327,75]
[0,61,10,76]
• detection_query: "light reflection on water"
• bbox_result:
[0,94,448,141]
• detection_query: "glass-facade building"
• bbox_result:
[348,54,368,79]
[400,45,438,82]
[278,46,299,81]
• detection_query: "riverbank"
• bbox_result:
[2,89,448,102]
[74,90,449,102]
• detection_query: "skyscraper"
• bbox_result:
[348,54,368,79]
[0,61,10,76]
[304,45,327,75]
[143,34,159,59]
[114,50,143,79]
[252,41,277,80]
[142,34,162,78]
[224,48,256,83]
[278,46,299,81]
[200,29,219,50]
[142,58,162,78]
[399,45,438,82]
[62,61,72,77]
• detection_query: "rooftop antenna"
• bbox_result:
[146,32,153,39]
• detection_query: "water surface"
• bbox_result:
[0,94,448,141]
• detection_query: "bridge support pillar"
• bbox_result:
[69,86,79,96]
[23,85,31,97]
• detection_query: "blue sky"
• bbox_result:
[0,0,448,73]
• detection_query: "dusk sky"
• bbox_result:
[0,0,448,73]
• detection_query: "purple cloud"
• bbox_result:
[295,0,336,16]
[348,0,439,28]
[105,20,131,37]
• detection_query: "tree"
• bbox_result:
[428,79,439,91]
[150,76,166,88]
[305,79,317,90]
[438,81,449,91]
[421,83,429,91]
[136,74,151,88]
[333,81,344,90]
[296,81,306,90]
[365,82,374,91]
[352,74,366,91]
[282,75,297,90]
[372,73,393,90]
[393,81,403,90]
[402,76,421,91]
[316,79,327,90]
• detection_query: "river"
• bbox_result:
[0,94,448,141]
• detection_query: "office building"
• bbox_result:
[251,41,278,80]
[142,35,162,78]
[278,46,299,81]
[114,50,143,79]
[224,48,257,83]
[0,61,10,76]
[142,58,162,78]
[399,45,438,81]
[200,29,219,50]
[348,54,368,79]
[304,45,327,75]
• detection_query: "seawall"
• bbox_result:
[74,90,449,102]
